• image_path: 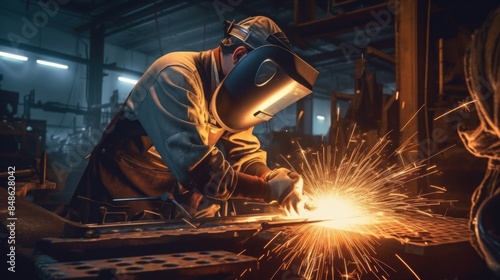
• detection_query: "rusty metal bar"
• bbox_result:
[394,0,429,194]
[366,45,395,64]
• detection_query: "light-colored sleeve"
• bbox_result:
[221,128,271,177]
[125,64,236,200]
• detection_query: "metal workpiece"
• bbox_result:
[251,215,494,280]
[35,214,278,262]
[382,215,472,253]
[33,215,276,279]
[2,184,490,279]
[34,213,494,280]
[37,250,258,279]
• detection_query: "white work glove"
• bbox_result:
[264,168,306,216]
[194,203,221,219]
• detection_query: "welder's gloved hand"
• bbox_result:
[187,194,221,219]
[264,168,307,216]
[195,203,221,219]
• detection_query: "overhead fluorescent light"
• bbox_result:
[316,115,325,121]
[0,51,28,61]
[118,76,138,85]
[36,59,68,69]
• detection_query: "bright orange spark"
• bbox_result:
[272,132,452,279]
[395,254,421,280]
[434,99,476,120]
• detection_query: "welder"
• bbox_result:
[458,6,500,276]
[66,16,318,223]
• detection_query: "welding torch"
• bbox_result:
[261,217,336,229]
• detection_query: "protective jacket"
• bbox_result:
[69,48,270,223]
[458,6,500,276]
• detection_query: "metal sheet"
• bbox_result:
[38,250,257,279]
[36,214,277,261]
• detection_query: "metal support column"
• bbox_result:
[87,27,105,130]
[395,0,429,193]
[294,0,316,136]
[294,0,316,24]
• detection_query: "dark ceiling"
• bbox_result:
[2,0,499,98]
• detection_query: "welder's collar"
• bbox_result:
[212,46,224,84]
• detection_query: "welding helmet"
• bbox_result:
[210,16,318,133]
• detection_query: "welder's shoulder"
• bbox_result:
[152,51,200,75]
[137,51,201,90]
[125,52,203,118]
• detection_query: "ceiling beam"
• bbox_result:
[304,37,394,65]
[61,0,126,17]
[293,2,393,40]
[105,2,193,37]
[74,0,157,33]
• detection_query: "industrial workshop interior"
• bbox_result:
[1,0,500,279]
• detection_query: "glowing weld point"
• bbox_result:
[271,128,453,280]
